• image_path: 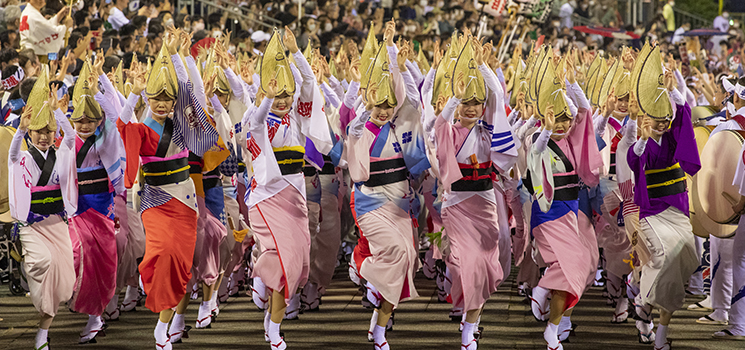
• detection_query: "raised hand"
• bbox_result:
[165,31,180,55]
[433,40,442,69]
[472,37,484,66]
[640,115,653,140]
[605,87,616,116]
[349,55,361,82]
[179,32,192,58]
[622,47,635,71]
[384,20,396,47]
[49,85,59,111]
[454,72,466,100]
[397,44,409,72]
[283,26,299,53]
[204,71,217,99]
[240,58,255,85]
[19,106,32,131]
[93,50,105,76]
[434,94,448,116]
[366,86,378,110]
[663,69,675,92]
[265,78,279,99]
[543,105,555,131]
[628,92,639,120]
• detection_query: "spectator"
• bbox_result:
[672,22,690,45]
[3,5,21,32]
[559,0,574,30]
[109,0,130,30]
[663,0,675,33]
[19,0,73,58]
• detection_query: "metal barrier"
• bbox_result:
[177,0,281,31]
[673,7,713,29]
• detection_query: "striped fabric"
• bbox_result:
[491,130,516,153]
[139,184,172,212]
[171,81,220,158]
[618,180,640,217]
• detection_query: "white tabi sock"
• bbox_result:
[154,320,169,344]
[196,301,212,328]
[268,320,283,344]
[211,291,218,307]
[544,322,560,348]
[36,329,49,349]
[105,294,119,314]
[369,309,379,335]
[124,285,138,303]
[263,310,271,341]
[462,321,476,345]
[373,324,387,345]
[168,313,185,335]
[558,316,571,340]
[655,324,668,348]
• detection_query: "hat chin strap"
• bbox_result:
[77,130,95,138]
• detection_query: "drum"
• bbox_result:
[690,105,719,127]
[0,126,15,222]
[688,126,713,238]
[697,129,745,237]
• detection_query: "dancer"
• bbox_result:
[243,26,331,349]
[67,56,126,343]
[346,20,430,350]
[117,31,219,350]
[524,48,601,350]
[434,37,517,350]
[8,66,76,350]
[627,43,701,350]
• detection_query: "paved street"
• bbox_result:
[0,267,740,349]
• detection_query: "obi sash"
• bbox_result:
[188,152,204,174]
[645,163,686,199]
[30,185,63,216]
[273,146,305,175]
[451,161,495,192]
[77,168,110,195]
[525,138,580,201]
[319,154,335,175]
[303,165,317,177]
[141,157,190,186]
[202,167,221,190]
[365,157,409,187]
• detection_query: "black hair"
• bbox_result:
[19,77,36,102]
[0,48,18,64]
[120,23,137,37]
[90,18,105,31]
[103,56,121,74]
[8,88,22,113]
[74,10,89,27]
[132,15,148,30]
[120,36,134,52]
[2,64,21,80]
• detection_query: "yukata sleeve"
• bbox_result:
[668,88,701,176]
[328,75,345,105]
[346,109,374,183]
[225,67,251,107]
[292,50,333,153]
[434,96,463,190]
[185,56,207,111]
[171,54,219,156]
[320,81,341,109]
[97,73,123,118]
